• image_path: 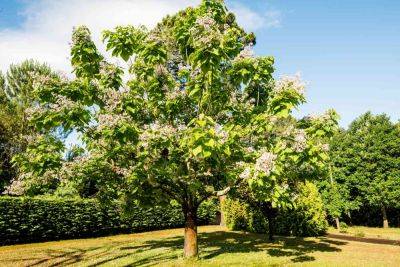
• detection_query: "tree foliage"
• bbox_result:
[331,112,400,227]
[11,0,338,257]
[0,60,63,194]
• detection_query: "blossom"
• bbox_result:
[49,95,76,112]
[196,15,216,30]
[274,73,306,96]
[236,161,246,167]
[215,124,228,143]
[235,46,254,60]
[154,64,168,77]
[3,177,26,196]
[244,146,255,153]
[255,151,277,176]
[178,63,191,72]
[71,26,92,46]
[293,129,307,152]
[321,143,330,152]
[102,88,125,111]
[191,15,221,48]
[239,167,251,180]
[112,165,133,177]
[97,113,130,131]
[166,89,186,101]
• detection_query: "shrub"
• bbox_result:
[354,230,365,238]
[0,196,217,245]
[222,198,268,233]
[223,182,328,237]
[339,221,348,233]
[275,182,328,236]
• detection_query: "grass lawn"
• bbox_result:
[1,226,400,267]
[328,226,400,240]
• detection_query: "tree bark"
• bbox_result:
[219,195,226,226]
[382,205,389,228]
[335,217,340,231]
[183,206,198,258]
[259,201,277,241]
[267,212,275,241]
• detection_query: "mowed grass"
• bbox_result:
[328,226,400,240]
[1,226,400,267]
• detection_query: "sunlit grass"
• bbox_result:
[1,226,400,266]
[328,226,400,240]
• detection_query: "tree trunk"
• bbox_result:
[382,205,389,228]
[335,217,340,231]
[267,212,275,241]
[259,201,276,241]
[219,195,226,226]
[183,207,198,258]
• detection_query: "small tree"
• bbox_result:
[16,0,337,258]
[232,110,338,240]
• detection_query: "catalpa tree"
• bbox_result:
[15,0,337,258]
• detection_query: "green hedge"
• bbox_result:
[0,197,218,245]
[223,182,328,237]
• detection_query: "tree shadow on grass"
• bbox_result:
[21,230,347,266]
[120,231,346,266]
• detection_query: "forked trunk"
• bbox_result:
[335,217,340,231]
[382,205,389,228]
[183,207,198,258]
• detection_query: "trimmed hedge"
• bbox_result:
[223,182,328,237]
[0,197,218,245]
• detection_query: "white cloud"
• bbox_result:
[264,10,282,28]
[0,0,201,73]
[0,0,279,73]
[229,2,282,32]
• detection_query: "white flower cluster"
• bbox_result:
[31,74,54,91]
[304,111,332,122]
[321,143,330,152]
[155,64,168,77]
[255,151,277,177]
[112,165,133,177]
[3,177,26,196]
[235,46,255,61]
[71,26,91,46]
[244,146,255,153]
[293,129,307,152]
[25,106,44,120]
[166,89,186,101]
[239,167,251,180]
[102,88,125,111]
[97,113,130,131]
[192,15,221,48]
[177,63,191,72]
[99,62,121,85]
[215,124,228,143]
[274,73,306,96]
[196,15,216,30]
[49,95,76,113]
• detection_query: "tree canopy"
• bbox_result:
[331,112,400,228]
[8,0,337,258]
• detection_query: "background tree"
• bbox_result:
[332,112,400,228]
[16,0,336,258]
[0,60,61,194]
[317,129,360,230]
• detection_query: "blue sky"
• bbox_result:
[0,0,399,127]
